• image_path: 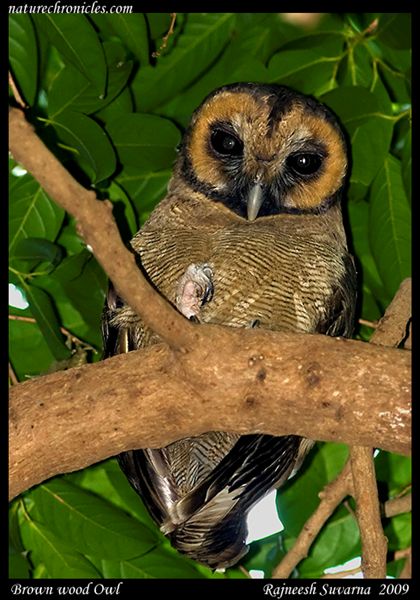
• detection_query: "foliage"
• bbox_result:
[9,12,411,579]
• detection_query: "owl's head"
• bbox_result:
[178,83,348,220]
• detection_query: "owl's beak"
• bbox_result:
[247,183,264,221]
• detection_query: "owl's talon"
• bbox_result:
[175,263,214,320]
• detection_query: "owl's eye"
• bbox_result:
[210,129,243,157]
[287,153,323,176]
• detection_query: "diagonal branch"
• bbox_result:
[272,460,353,578]
[8,107,196,351]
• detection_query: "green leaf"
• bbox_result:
[369,155,411,298]
[14,238,63,267]
[9,310,58,379]
[268,35,344,95]
[347,200,388,307]
[321,86,394,190]
[33,14,107,94]
[321,85,390,127]
[19,517,101,578]
[277,443,349,538]
[23,283,71,361]
[108,181,138,240]
[401,130,411,202]
[375,452,411,497]
[132,13,235,112]
[298,509,360,578]
[48,41,133,118]
[65,461,157,531]
[30,479,159,560]
[94,87,133,125]
[35,249,107,345]
[243,533,284,577]
[122,551,206,578]
[9,14,38,106]
[339,43,373,87]
[376,14,411,50]
[9,501,25,553]
[9,545,31,579]
[48,110,116,183]
[103,13,149,65]
[146,13,172,40]
[117,168,171,224]
[378,62,411,105]
[106,113,180,172]
[384,513,411,551]
[9,172,65,269]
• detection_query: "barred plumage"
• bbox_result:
[102,83,357,569]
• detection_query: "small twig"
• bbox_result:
[8,314,96,352]
[358,318,378,329]
[363,18,379,36]
[350,447,387,578]
[272,460,353,578]
[9,71,27,109]
[9,362,19,385]
[398,547,411,579]
[322,565,362,579]
[370,278,411,348]
[384,493,411,518]
[344,499,357,520]
[394,484,412,499]
[152,13,177,57]
[239,565,251,578]
[395,546,411,561]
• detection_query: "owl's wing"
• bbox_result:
[120,434,301,529]
[317,253,358,338]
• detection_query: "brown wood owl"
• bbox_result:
[102,83,357,570]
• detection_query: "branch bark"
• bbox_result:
[272,461,353,578]
[8,107,196,351]
[9,329,411,500]
[350,447,387,578]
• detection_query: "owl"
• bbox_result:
[102,82,357,570]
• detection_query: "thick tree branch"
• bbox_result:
[350,447,387,578]
[9,328,410,500]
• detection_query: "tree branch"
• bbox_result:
[384,493,411,518]
[350,447,387,578]
[272,277,411,579]
[8,328,411,500]
[272,461,353,578]
[8,107,196,351]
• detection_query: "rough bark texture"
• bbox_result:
[9,327,410,500]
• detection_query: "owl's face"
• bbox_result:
[178,83,348,220]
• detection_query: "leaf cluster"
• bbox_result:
[8,12,411,579]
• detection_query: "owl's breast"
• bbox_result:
[134,221,347,334]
